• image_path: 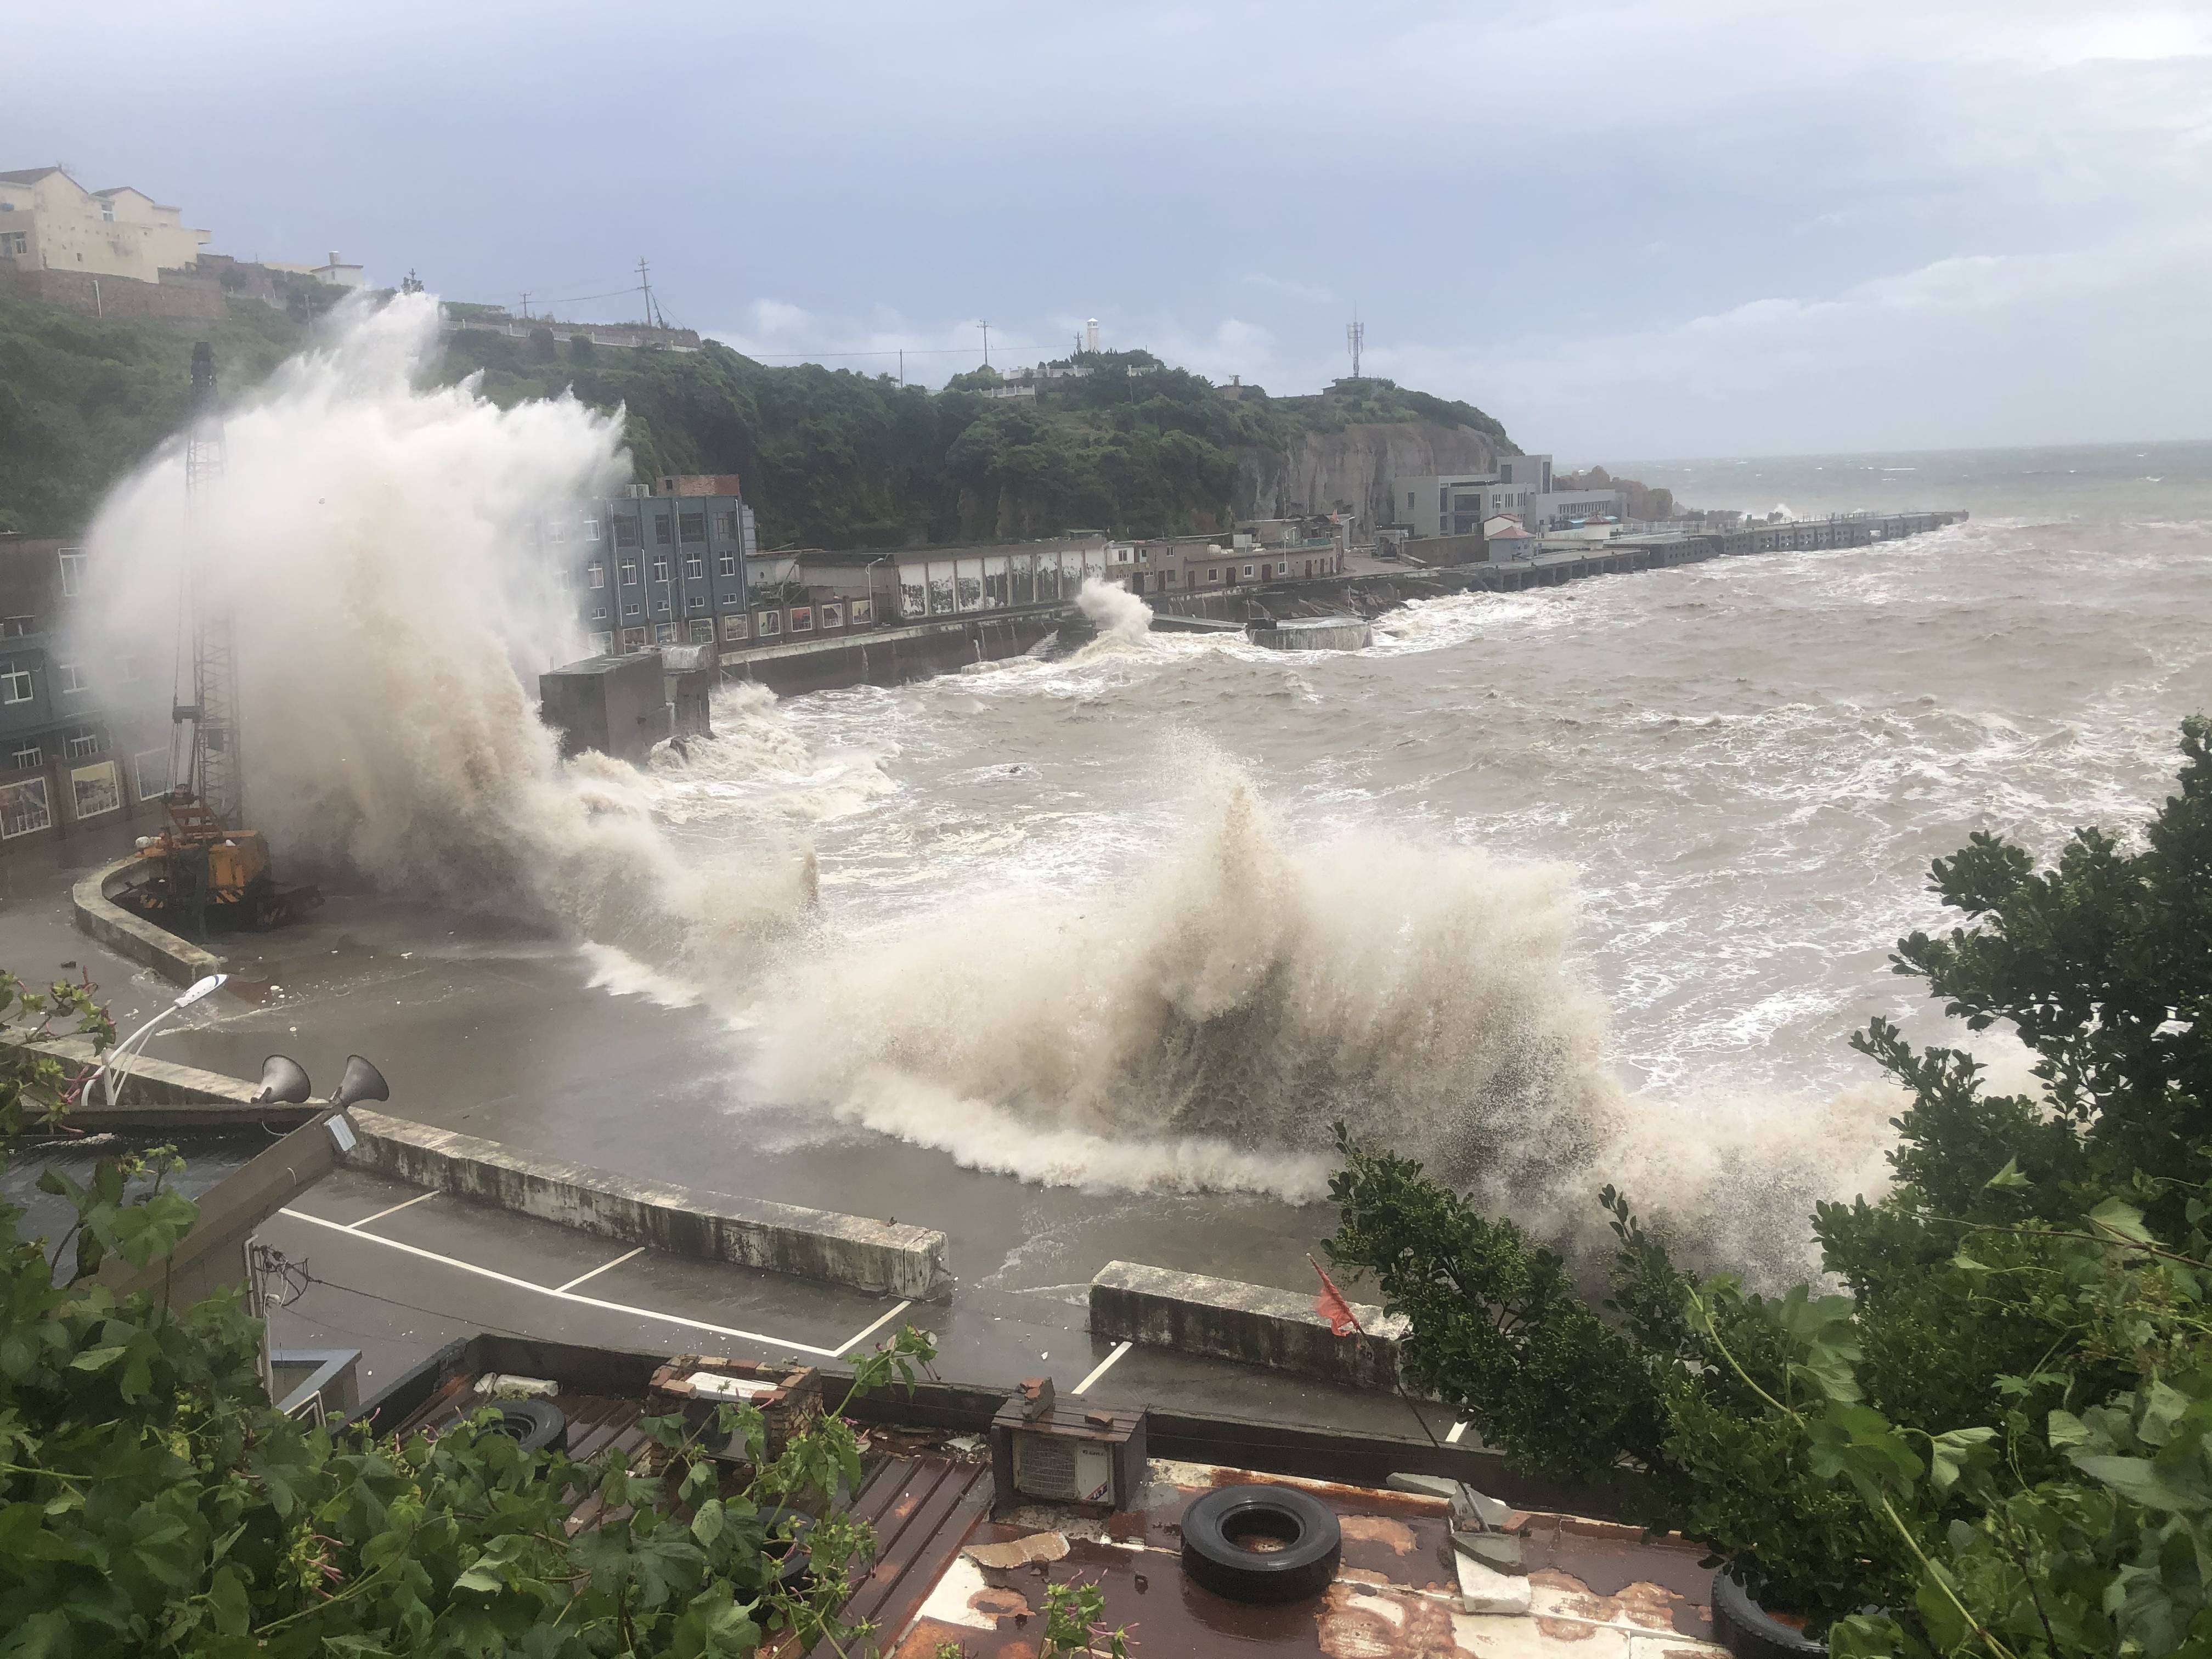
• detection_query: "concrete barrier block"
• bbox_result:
[1090,1260,1408,1391]
[343,1109,952,1302]
[0,1024,323,1129]
[71,855,225,990]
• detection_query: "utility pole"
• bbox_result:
[898,347,904,386]
[1347,308,1364,380]
[978,319,991,368]
[520,291,532,320]
[637,257,663,330]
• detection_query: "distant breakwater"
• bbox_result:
[718,510,1969,697]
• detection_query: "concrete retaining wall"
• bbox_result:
[343,1109,952,1301]
[0,1024,321,1129]
[1090,1260,1408,1391]
[71,855,225,990]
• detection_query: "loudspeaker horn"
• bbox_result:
[329,1054,390,1110]
[250,1054,313,1106]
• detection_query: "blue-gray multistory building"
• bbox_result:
[534,475,790,657]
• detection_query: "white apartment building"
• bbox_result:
[1393,454,1623,538]
[0,167,209,283]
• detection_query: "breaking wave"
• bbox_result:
[78,296,815,972]
[747,758,1899,1265]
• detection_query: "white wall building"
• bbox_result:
[0,167,209,283]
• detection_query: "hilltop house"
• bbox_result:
[0,167,209,282]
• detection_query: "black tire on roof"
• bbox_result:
[1178,1483,1342,1605]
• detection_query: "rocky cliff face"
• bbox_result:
[1234,421,1505,527]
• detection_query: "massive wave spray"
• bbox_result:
[79,295,810,962]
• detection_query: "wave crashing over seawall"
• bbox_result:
[80,295,813,967]
[749,767,1896,1260]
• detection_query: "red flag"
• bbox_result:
[1309,1255,1363,1338]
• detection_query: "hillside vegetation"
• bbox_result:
[0,294,1516,547]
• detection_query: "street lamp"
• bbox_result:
[95,972,227,1109]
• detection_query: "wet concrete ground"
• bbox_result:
[1,825,1436,1435]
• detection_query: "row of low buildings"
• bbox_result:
[540,477,1351,658]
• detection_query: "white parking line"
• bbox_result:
[1073,1341,1133,1395]
[1445,1420,1469,1444]
[556,1247,644,1293]
[275,1208,843,1358]
[835,1299,912,1356]
[349,1190,439,1230]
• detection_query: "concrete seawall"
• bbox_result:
[71,854,225,990]
[343,1109,953,1301]
[1090,1260,1409,1390]
[0,1024,323,1130]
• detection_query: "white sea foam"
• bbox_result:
[77,296,816,973]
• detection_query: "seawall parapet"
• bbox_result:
[71,853,225,990]
[342,1109,953,1301]
[1090,1259,1409,1390]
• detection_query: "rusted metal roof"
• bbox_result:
[882,1463,1726,1659]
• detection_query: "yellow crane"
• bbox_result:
[113,342,321,936]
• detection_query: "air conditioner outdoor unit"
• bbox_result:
[989,1378,1146,1512]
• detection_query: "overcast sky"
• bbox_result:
[12,1,2210,460]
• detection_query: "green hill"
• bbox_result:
[0,294,1515,546]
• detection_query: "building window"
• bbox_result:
[622,627,647,650]
[689,619,714,643]
[679,512,705,543]
[717,552,736,578]
[1407,491,1415,509]
[687,594,706,611]
[63,729,100,760]
[820,601,843,630]
[789,607,813,634]
[685,556,704,580]
[547,520,567,543]
[718,510,741,539]
[0,233,25,258]
[719,592,739,607]
[755,611,782,639]
[1115,547,1132,564]
[58,662,86,694]
[10,744,40,770]
[589,630,613,654]
[588,563,605,588]
[622,602,640,619]
[1242,564,1255,579]
[653,516,672,545]
[554,568,571,590]
[132,748,166,802]
[58,551,87,596]
[619,560,638,585]
[583,518,601,540]
[721,614,748,642]
[849,599,873,627]
[613,518,640,548]
[1208,568,1220,582]
[70,760,119,819]
[651,557,669,583]
[0,662,32,704]
[654,600,670,617]
[0,616,33,638]
[0,777,52,838]
[654,623,677,644]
